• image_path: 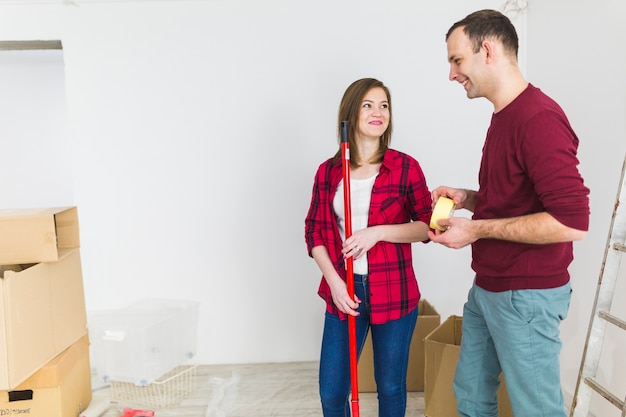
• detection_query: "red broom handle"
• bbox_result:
[340,121,360,417]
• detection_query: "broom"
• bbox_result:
[340,120,360,417]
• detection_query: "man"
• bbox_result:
[428,9,590,417]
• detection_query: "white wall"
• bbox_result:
[526,1,626,415]
[0,0,624,414]
[0,48,73,206]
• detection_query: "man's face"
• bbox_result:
[446,27,485,100]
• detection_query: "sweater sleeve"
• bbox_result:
[519,110,590,231]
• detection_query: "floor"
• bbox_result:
[89,361,426,417]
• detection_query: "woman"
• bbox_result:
[304,78,432,417]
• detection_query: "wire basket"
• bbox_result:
[110,364,198,409]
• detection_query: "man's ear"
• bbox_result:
[482,40,495,61]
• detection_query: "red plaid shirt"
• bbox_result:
[305,149,432,324]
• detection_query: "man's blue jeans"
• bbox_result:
[319,274,418,417]
[454,281,571,417]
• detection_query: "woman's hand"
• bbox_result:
[342,227,380,260]
[311,245,361,316]
[329,278,361,316]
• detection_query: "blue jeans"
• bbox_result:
[454,281,572,417]
[319,274,418,417]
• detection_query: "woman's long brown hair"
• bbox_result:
[333,78,392,168]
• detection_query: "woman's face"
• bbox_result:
[356,87,389,142]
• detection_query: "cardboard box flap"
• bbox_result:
[15,334,89,389]
[454,316,462,344]
[424,314,462,346]
[1,261,56,386]
[52,208,80,249]
[48,250,87,351]
[418,299,440,317]
[0,265,22,278]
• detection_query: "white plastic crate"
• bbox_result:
[110,364,198,409]
[88,298,199,386]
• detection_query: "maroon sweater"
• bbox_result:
[472,84,590,291]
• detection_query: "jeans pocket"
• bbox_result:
[509,290,534,324]
[551,283,572,321]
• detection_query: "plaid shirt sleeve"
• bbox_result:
[305,158,342,263]
[304,158,347,319]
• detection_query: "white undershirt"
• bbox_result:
[333,174,377,275]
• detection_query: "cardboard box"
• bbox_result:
[0,206,79,265]
[424,315,512,417]
[0,334,92,417]
[0,248,88,390]
[358,299,440,392]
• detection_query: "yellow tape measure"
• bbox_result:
[430,197,455,231]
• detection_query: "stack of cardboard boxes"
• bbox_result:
[0,207,92,417]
